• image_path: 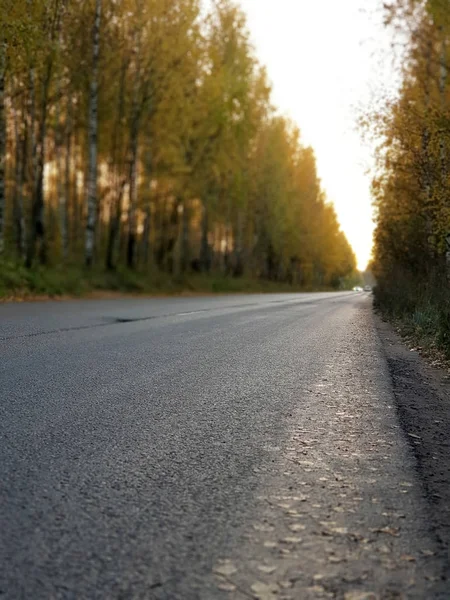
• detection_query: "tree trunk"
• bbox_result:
[156,195,167,268]
[126,60,141,269]
[181,198,190,273]
[28,66,36,201]
[438,30,450,279]
[200,202,210,272]
[64,97,73,258]
[233,210,244,276]
[85,0,101,267]
[141,203,151,267]
[105,56,128,271]
[439,32,447,178]
[106,179,125,270]
[126,129,139,268]
[18,111,28,261]
[446,234,450,278]
[72,130,83,257]
[13,101,26,259]
[0,40,6,255]
[26,58,52,267]
[56,80,68,259]
[420,39,434,267]
[173,199,183,277]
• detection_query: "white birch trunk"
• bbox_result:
[85,0,101,266]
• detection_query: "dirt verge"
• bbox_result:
[376,314,450,570]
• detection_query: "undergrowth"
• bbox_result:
[374,272,450,358]
[0,259,335,301]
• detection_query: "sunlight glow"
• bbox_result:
[237,0,398,271]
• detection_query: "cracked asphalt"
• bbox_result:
[1,293,448,599]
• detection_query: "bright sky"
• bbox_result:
[237,0,399,271]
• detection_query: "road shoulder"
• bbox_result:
[375,314,450,572]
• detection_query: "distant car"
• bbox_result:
[352,286,363,292]
[363,285,372,292]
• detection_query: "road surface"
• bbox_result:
[0,293,447,599]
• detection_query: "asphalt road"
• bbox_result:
[0,293,447,599]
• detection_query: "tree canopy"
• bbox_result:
[369,0,450,288]
[0,0,356,288]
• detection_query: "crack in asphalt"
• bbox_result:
[0,298,326,342]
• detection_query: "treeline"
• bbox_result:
[369,0,450,351]
[0,0,355,289]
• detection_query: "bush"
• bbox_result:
[374,270,450,357]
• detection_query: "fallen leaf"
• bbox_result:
[400,554,416,562]
[307,585,326,593]
[289,524,306,532]
[263,541,277,549]
[344,593,378,600]
[282,536,302,544]
[331,527,348,535]
[257,565,276,574]
[329,556,346,563]
[213,562,237,577]
[254,523,275,532]
[250,581,280,599]
[217,581,237,592]
[380,556,398,568]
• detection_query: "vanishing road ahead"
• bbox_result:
[1,293,448,599]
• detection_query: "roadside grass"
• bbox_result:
[0,259,332,301]
[374,274,450,360]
